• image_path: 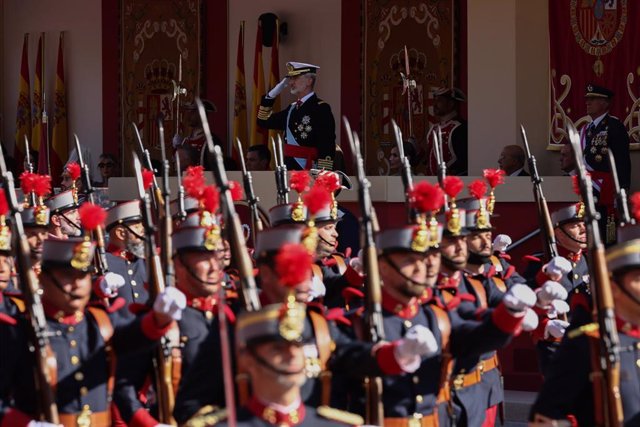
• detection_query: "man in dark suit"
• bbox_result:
[257,62,336,171]
[498,145,529,176]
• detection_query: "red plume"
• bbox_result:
[409,181,444,212]
[184,166,206,198]
[315,171,341,193]
[290,171,311,194]
[275,243,313,288]
[442,176,464,198]
[66,162,81,181]
[78,202,106,231]
[483,168,505,189]
[142,168,154,190]
[228,181,244,201]
[571,175,582,196]
[200,185,220,213]
[33,175,52,198]
[630,192,640,222]
[0,189,8,216]
[468,180,487,200]
[20,172,37,194]
[304,184,331,215]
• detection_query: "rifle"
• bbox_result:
[174,149,187,222]
[434,126,447,188]
[273,134,289,205]
[343,116,385,425]
[0,147,59,422]
[171,54,187,141]
[132,153,176,424]
[195,98,261,312]
[131,122,163,213]
[391,119,415,223]
[607,150,632,226]
[236,137,263,247]
[158,119,175,287]
[74,134,109,276]
[399,45,416,138]
[567,122,623,427]
[23,135,38,207]
[520,125,558,261]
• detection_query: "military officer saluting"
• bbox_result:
[530,194,640,426]
[257,61,336,171]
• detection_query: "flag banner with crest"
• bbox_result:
[267,16,281,157]
[363,0,456,175]
[549,0,640,149]
[15,34,31,168]
[31,33,44,153]
[51,32,69,186]
[121,0,201,174]
[249,18,268,147]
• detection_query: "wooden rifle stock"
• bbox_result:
[391,119,416,223]
[0,148,59,423]
[237,138,263,247]
[196,98,261,312]
[567,123,623,427]
[133,154,176,424]
[131,122,163,212]
[520,125,558,260]
[343,116,385,425]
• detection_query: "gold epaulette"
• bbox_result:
[257,105,272,120]
[318,100,326,105]
[567,322,599,339]
[317,156,333,171]
[317,405,364,426]
[185,405,228,427]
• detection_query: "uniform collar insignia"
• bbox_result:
[43,301,84,325]
[381,290,419,319]
[107,243,136,261]
[616,317,640,339]
[248,396,306,426]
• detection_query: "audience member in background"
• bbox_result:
[559,143,576,176]
[389,140,418,176]
[246,144,272,171]
[94,153,120,187]
[498,145,529,176]
[176,144,200,173]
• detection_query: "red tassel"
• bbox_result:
[0,189,8,216]
[630,192,640,222]
[228,181,244,201]
[33,175,52,198]
[304,184,331,215]
[468,180,487,200]
[275,243,313,288]
[483,168,505,188]
[315,171,341,193]
[290,171,311,194]
[66,162,81,181]
[571,175,581,196]
[409,181,444,213]
[442,176,464,198]
[184,166,206,199]
[200,185,220,213]
[20,172,37,194]
[142,169,154,190]
[78,202,106,231]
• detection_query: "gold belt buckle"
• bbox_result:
[453,374,464,390]
[408,413,423,427]
[478,361,485,376]
[77,404,92,427]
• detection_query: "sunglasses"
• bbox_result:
[98,163,115,168]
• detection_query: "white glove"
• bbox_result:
[349,249,364,274]
[544,319,569,339]
[27,422,63,427]
[395,325,439,359]
[521,308,539,332]
[547,300,570,319]
[537,281,568,307]
[492,234,512,253]
[308,274,326,301]
[99,272,126,298]
[543,256,572,281]
[172,133,184,148]
[503,284,537,312]
[153,287,187,321]
[268,77,288,98]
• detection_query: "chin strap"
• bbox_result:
[559,226,587,246]
[178,253,223,286]
[382,254,429,287]
[248,346,305,376]
[43,270,76,298]
[467,250,491,266]
[441,254,465,272]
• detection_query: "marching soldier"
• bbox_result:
[45,190,82,238]
[530,196,640,425]
[214,302,364,426]
[257,62,336,171]
[0,234,185,426]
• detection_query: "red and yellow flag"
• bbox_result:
[232,21,249,160]
[15,34,31,167]
[249,20,267,146]
[50,32,68,184]
[267,17,281,161]
[31,33,44,153]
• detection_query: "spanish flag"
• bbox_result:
[50,32,68,184]
[31,33,44,153]
[232,21,248,158]
[249,20,267,146]
[14,34,31,167]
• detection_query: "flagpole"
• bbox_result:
[43,33,51,176]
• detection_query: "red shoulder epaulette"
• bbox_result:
[522,255,541,263]
[0,312,17,326]
[325,308,352,326]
